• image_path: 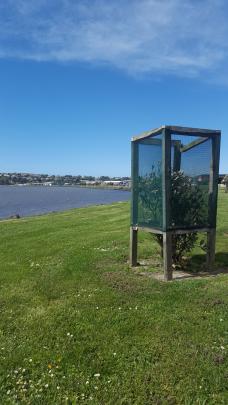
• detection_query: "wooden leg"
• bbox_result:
[163,232,172,281]
[130,227,138,267]
[206,229,216,270]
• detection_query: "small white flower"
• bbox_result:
[57,386,60,390]
[7,390,11,395]
[86,380,89,385]
[94,373,100,378]
[67,332,70,336]
[96,307,99,310]
[113,352,117,356]
[29,358,33,362]
[45,384,49,388]
[220,319,224,322]
[221,346,225,350]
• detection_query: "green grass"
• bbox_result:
[0,193,227,404]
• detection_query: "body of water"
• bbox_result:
[0,186,131,219]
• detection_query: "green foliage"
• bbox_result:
[223,175,228,193]
[138,163,162,227]
[138,168,208,265]
[170,171,207,265]
[170,171,207,228]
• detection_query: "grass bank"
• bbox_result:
[0,193,227,404]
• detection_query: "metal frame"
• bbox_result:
[130,125,221,281]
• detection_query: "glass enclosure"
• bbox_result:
[131,127,220,231]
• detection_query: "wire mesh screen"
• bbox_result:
[170,133,212,229]
[137,134,163,228]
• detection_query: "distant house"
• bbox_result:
[43,182,53,186]
[103,180,123,186]
[85,180,99,185]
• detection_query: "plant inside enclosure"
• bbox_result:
[138,164,162,228]
[223,175,228,193]
[138,169,208,266]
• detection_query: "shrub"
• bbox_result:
[223,175,228,193]
[138,169,207,266]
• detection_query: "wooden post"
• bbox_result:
[130,140,139,268]
[131,141,139,227]
[173,141,181,172]
[163,232,172,281]
[162,128,172,280]
[206,228,216,270]
[209,134,221,228]
[130,226,138,267]
[162,128,171,231]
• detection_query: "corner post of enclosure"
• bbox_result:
[207,132,221,270]
[206,229,216,270]
[130,140,139,267]
[173,141,181,172]
[130,226,138,266]
[209,133,221,229]
[163,231,173,281]
[162,128,172,280]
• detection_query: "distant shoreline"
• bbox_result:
[0,184,130,191]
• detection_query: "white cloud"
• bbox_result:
[0,0,228,80]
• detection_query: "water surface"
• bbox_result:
[0,186,130,219]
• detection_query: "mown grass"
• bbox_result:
[0,193,227,404]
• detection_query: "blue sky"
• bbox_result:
[0,0,228,176]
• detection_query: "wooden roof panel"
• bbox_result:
[132,125,221,141]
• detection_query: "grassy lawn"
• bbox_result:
[0,192,227,404]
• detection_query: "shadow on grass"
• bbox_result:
[174,252,228,280]
[135,253,228,282]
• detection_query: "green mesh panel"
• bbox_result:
[136,135,163,228]
[169,134,212,229]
